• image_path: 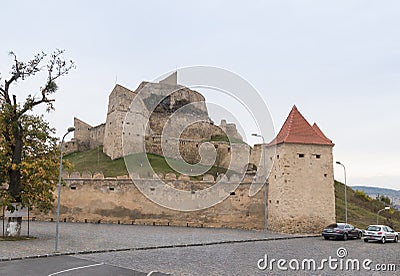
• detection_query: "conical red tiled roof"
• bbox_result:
[267,105,334,146]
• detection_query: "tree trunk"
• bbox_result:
[9,122,23,201]
[6,217,22,237]
[6,123,24,237]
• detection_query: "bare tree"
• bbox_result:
[0,49,75,236]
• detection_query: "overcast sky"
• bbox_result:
[1,1,399,190]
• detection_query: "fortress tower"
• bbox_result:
[69,72,243,165]
[265,105,336,233]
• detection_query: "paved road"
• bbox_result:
[78,237,399,275]
[0,255,171,275]
[1,221,399,275]
[2,237,397,275]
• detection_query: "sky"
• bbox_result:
[1,0,399,190]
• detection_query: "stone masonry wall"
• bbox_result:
[267,143,336,233]
[35,175,266,230]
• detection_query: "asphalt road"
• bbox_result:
[0,255,170,276]
[77,237,399,275]
[2,237,397,275]
[1,221,399,275]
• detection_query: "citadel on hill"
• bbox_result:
[65,72,242,169]
[58,73,336,234]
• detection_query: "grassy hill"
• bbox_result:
[65,149,400,231]
[335,181,400,230]
[64,147,227,180]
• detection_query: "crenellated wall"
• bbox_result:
[35,173,267,230]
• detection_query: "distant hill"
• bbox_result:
[335,181,400,229]
[352,185,400,210]
[352,185,400,197]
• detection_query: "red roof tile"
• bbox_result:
[267,105,334,146]
[312,123,333,144]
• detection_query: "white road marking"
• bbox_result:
[47,262,104,276]
[147,271,156,276]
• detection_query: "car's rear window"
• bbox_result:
[326,224,338,228]
[366,226,381,231]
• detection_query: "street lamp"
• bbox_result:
[377,207,390,225]
[55,126,75,252]
[335,161,347,225]
[252,133,267,238]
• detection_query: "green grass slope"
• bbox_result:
[64,147,227,179]
[335,181,400,230]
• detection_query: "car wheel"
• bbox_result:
[324,236,329,240]
[343,233,348,241]
[381,237,386,244]
[364,239,368,243]
[394,236,398,243]
[357,232,362,239]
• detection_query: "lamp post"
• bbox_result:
[252,133,267,238]
[335,161,347,225]
[55,126,75,252]
[377,207,390,225]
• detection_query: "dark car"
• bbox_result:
[322,223,362,240]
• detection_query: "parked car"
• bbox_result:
[363,225,399,244]
[322,223,362,240]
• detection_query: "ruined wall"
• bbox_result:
[74,118,92,142]
[103,84,138,159]
[63,140,80,155]
[89,123,105,148]
[219,119,243,141]
[64,119,105,155]
[36,174,266,230]
[267,143,336,233]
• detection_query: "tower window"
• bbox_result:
[316,154,321,159]
[277,154,279,159]
[298,153,304,158]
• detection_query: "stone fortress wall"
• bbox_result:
[35,172,266,230]
[60,74,336,234]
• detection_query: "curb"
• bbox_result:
[0,234,320,262]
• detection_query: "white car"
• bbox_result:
[363,225,399,243]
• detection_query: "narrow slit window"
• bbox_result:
[298,153,304,158]
[316,154,321,159]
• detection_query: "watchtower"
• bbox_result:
[266,105,336,233]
